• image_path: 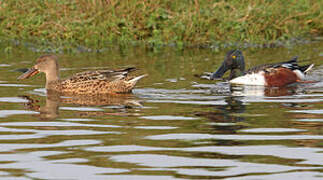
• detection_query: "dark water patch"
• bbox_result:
[1,36,321,54]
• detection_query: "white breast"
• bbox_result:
[229,72,266,86]
[293,69,305,80]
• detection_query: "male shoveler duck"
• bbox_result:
[210,50,314,87]
[18,55,147,95]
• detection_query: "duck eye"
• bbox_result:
[232,55,236,59]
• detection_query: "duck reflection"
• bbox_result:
[20,91,143,120]
[195,96,246,134]
[230,84,298,97]
[206,82,299,97]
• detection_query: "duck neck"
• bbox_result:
[45,68,60,89]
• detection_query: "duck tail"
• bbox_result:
[300,64,314,74]
[127,74,148,84]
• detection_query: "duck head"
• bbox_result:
[18,55,60,87]
[210,50,245,80]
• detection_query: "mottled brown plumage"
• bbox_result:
[18,55,147,95]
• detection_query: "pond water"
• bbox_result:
[0,41,322,179]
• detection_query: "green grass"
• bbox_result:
[0,0,321,52]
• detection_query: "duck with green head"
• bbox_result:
[210,50,314,87]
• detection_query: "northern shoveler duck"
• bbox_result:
[210,50,314,87]
[18,55,147,95]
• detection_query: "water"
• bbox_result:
[0,42,322,179]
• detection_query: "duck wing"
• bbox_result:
[62,67,137,84]
[246,56,304,74]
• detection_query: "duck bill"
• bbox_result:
[210,63,229,80]
[17,67,39,79]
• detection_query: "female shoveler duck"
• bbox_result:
[210,50,314,87]
[18,55,147,95]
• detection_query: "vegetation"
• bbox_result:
[0,0,321,52]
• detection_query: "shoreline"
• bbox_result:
[0,1,321,53]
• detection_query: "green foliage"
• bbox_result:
[0,0,321,51]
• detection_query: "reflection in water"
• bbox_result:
[232,84,298,97]
[20,91,143,120]
[207,83,300,97]
[195,96,246,134]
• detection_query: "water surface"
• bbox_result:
[0,42,322,179]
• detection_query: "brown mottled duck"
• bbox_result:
[18,55,147,95]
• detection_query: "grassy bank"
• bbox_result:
[0,0,321,51]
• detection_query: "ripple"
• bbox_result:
[207,122,236,126]
[110,154,317,176]
[140,115,198,120]
[0,83,31,87]
[30,88,47,96]
[0,130,116,140]
[229,171,323,180]
[192,83,221,88]
[0,121,121,128]
[184,145,323,165]
[290,110,323,114]
[0,97,29,103]
[0,110,39,118]
[147,99,227,105]
[98,175,184,180]
[243,98,323,103]
[0,151,128,180]
[135,88,206,94]
[135,87,230,105]
[239,128,306,133]
[36,130,117,135]
[0,64,10,67]
[60,107,104,111]
[86,145,166,152]
[134,126,178,129]
[61,118,96,121]
[294,119,323,122]
[146,133,323,140]
[87,144,323,166]
[0,140,101,152]
[0,134,43,140]
[165,78,177,82]
[0,171,9,176]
